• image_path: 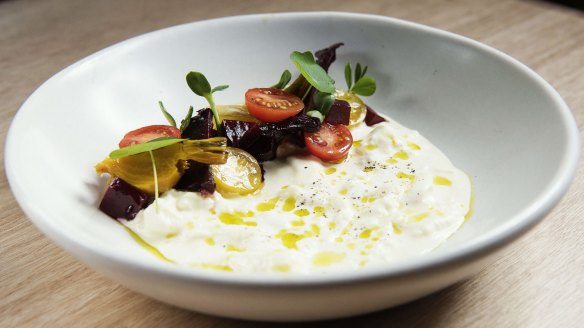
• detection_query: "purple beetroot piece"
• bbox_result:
[324,100,351,125]
[99,178,149,220]
[181,108,216,139]
[365,105,387,126]
[178,108,218,194]
[174,162,216,195]
[222,120,260,149]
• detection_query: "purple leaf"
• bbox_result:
[315,43,344,72]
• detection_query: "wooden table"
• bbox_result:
[1,0,583,326]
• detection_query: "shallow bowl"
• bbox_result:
[5,12,580,321]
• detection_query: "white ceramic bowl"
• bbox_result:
[5,12,580,321]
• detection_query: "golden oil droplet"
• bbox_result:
[339,189,348,195]
[273,264,290,272]
[433,176,452,186]
[313,251,345,266]
[218,212,257,226]
[192,263,233,272]
[325,167,337,175]
[393,150,409,160]
[311,224,320,236]
[276,230,305,249]
[353,140,362,147]
[165,232,178,239]
[256,197,280,211]
[396,172,415,181]
[282,197,296,212]
[123,227,174,263]
[294,209,310,217]
[341,222,353,236]
[408,142,421,150]
[314,206,325,217]
[386,158,398,164]
[359,229,373,239]
[411,212,429,222]
[291,220,305,227]
[365,144,378,150]
[205,237,215,246]
[226,244,244,252]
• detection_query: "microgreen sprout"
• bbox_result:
[345,62,377,96]
[311,91,335,121]
[158,101,177,127]
[148,150,160,212]
[109,137,185,159]
[186,71,229,130]
[290,51,336,94]
[180,106,194,134]
[271,70,292,89]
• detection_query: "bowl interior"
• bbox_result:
[6,13,578,279]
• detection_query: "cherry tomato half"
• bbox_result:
[304,122,353,162]
[119,125,181,148]
[245,88,304,122]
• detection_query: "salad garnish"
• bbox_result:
[271,70,292,89]
[345,63,377,96]
[96,43,387,220]
[186,71,229,130]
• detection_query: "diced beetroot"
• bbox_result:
[259,114,320,139]
[222,120,260,149]
[365,105,387,126]
[174,162,215,195]
[99,178,149,220]
[246,136,278,162]
[241,114,320,162]
[178,108,218,195]
[182,108,216,139]
[324,100,351,125]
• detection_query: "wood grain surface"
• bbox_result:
[1,0,583,327]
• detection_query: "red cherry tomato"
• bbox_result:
[304,122,353,162]
[245,88,304,122]
[119,125,181,148]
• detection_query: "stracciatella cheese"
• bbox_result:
[123,118,471,274]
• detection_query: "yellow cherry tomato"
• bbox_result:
[210,147,262,196]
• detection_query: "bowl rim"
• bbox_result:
[5,11,581,287]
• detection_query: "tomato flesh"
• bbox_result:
[119,125,181,148]
[304,122,353,162]
[245,88,304,122]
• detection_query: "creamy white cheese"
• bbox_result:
[124,118,471,274]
